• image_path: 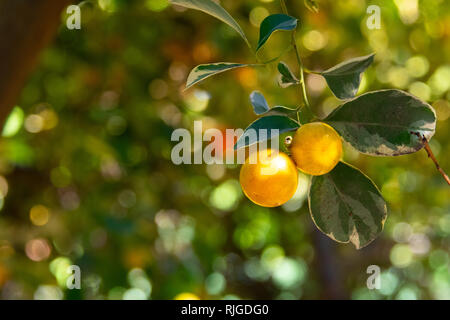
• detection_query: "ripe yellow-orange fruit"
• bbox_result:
[290,122,342,176]
[240,149,298,207]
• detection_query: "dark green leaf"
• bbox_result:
[298,106,314,124]
[278,62,299,88]
[321,53,375,100]
[250,91,270,115]
[309,162,387,249]
[325,89,436,156]
[234,115,299,150]
[256,14,297,52]
[186,63,248,89]
[304,0,319,13]
[278,62,297,80]
[171,0,250,47]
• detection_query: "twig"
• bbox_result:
[279,0,313,124]
[412,132,450,186]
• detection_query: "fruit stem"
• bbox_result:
[280,0,313,124]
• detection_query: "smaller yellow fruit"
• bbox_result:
[240,149,298,207]
[290,122,342,176]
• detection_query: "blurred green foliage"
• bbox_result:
[0,0,449,300]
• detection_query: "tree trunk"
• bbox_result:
[0,0,71,124]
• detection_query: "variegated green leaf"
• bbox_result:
[325,89,436,156]
[309,162,387,249]
[321,53,375,100]
[170,0,250,47]
[278,61,299,88]
[186,63,248,89]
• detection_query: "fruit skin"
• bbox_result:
[240,149,298,207]
[290,122,342,176]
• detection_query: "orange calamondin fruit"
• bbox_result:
[290,122,342,176]
[239,149,298,207]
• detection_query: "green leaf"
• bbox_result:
[278,61,299,88]
[249,90,297,116]
[298,106,314,124]
[170,0,250,47]
[325,89,436,156]
[265,106,298,116]
[321,53,375,100]
[278,62,297,80]
[256,14,297,52]
[250,91,270,115]
[304,0,319,13]
[234,115,299,150]
[186,62,248,89]
[309,162,387,249]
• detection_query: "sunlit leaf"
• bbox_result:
[309,162,387,249]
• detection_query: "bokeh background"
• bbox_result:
[0,0,449,300]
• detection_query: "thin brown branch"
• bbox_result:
[412,132,450,186]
